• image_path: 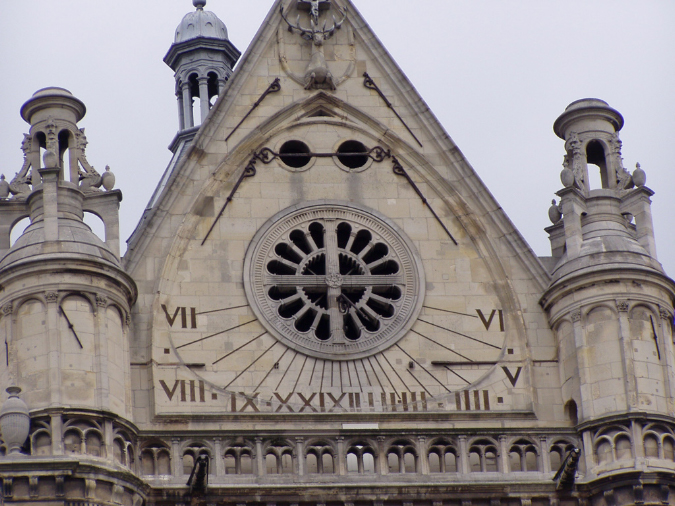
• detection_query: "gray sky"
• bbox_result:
[1,0,674,276]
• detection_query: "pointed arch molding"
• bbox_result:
[149,90,545,405]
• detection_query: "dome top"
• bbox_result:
[175,0,229,43]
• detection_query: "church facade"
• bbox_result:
[0,1,673,506]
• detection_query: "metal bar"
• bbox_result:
[254,145,391,164]
[225,78,281,143]
[650,315,661,360]
[432,361,498,367]
[201,159,257,245]
[363,72,423,148]
[59,306,83,349]
[392,157,458,245]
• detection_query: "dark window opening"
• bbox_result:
[279,140,311,168]
[337,140,369,169]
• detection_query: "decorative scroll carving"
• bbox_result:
[96,295,107,308]
[610,132,633,189]
[2,303,13,316]
[571,310,582,322]
[45,292,58,304]
[74,129,103,192]
[659,307,672,321]
[9,134,34,199]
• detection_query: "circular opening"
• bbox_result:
[337,141,369,169]
[279,140,311,168]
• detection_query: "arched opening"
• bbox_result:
[387,452,400,473]
[663,438,675,461]
[596,440,612,465]
[281,452,293,474]
[189,73,200,127]
[58,130,71,178]
[363,451,375,473]
[485,449,498,472]
[429,451,441,473]
[346,451,358,473]
[208,72,219,106]
[241,453,253,474]
[469,451,481,472]
[141,452,155,475]
[183,453,195,475]
[644,435,659,458]
[157,451,171,475]
[36,132,47,171]
[266,453,278,474]
[550,449,562,471]
[586,140,608,189]
[322,452,334,473]
[403,451,416,473]
[83,211,106,243]
[85,432,102,457]
[444,451,457,472]
[113,440,125,465]
[565,400,579,426]
[509,451,522,472]
[64,431,81,454]
[10,216,31,247]
[33,433,52,456]
[615,436,632,460]
[307,452,319,473]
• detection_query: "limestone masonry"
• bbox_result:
[0,1,673,505]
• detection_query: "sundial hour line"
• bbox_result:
[411,329,476,362]
[395,344,452,394]
[178,319,258,350]
[224,341,277,390]
[418,318,502,350]
[212,331,268,366]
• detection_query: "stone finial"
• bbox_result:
[193,0,206,10]
[43,150,58,170]
[0,175,9,199]
[632,163,646,187]
[101,166,116,191]
[0,387,30,456]
[548,199,562,224]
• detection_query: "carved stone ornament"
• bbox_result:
[616,300,629,312]
[279,0,355,91]
[45,292,58,303]
[571,310,582,322]
[96,294,107,308]
[125,312,132,326]
[659,307,672,321]
[565,132,586,191]
[9,134,34,199]
[2,303,13,316]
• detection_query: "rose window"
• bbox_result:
[244,202,424,360]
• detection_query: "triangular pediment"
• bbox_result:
[124,0,556,421]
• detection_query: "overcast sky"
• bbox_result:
[1,0,673,276]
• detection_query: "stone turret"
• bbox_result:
[541,99,675,482]
[0,88,137,421]
[164,0,241,137]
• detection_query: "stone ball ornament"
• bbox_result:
[101,165,116,191]
[0,387,30,456]
[560,167,575,188]
[632,163,646,187]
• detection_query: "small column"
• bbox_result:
[581,431,594,473]
[559,188,585,260]
[630,420,644,462]
[50,413,64,455]
[255,437,264,476]
[616,300,637,411]
[571,309,593,421]
[177,92,185,131]
[539,436,551,474]
[336,437,346,475]
[182,82,194,129]
[658,307,675,411]
[498,436,509,473]
[295,437,305,476]
[39,163,60,243]
[623,188,658,259]
[458,435,469,474]
[171,438,182,477]
[218,77,227,96]
[44,291,61,407]
[377,436,387,475]
[198,76,210,124]
[417,436,429,475]
[214,438,224,476]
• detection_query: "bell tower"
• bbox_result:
[542,99,675,482]
[0,87,137,452]
[164,0,241,136]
